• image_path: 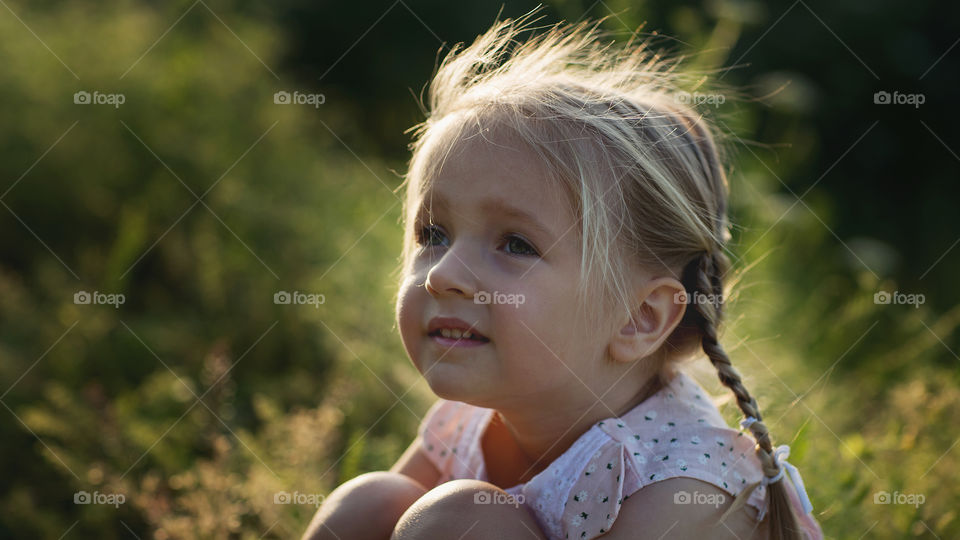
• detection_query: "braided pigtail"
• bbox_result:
[681,251,804,540]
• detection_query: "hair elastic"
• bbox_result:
[739,416,814,515]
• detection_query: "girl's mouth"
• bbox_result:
[428,328,491,347]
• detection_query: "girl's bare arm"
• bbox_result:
[390,437,442,490]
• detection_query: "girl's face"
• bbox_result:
[396,119,618,413]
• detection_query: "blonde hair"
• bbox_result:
[396,11,804,539]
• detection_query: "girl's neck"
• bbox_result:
[480,372,667,489]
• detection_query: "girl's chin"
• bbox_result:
[420,361,488,403]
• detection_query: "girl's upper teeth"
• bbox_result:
[440,328,473,339]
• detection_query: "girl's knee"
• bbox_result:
[303,471,428,540]
[407,479,496,512]
[324,471,427,518]
[392,480,544,539]
[344,471,429,502]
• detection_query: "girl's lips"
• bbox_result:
[429,335,490,348]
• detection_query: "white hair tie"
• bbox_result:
[739,417,814,515]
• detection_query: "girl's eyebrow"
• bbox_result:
[421,192,555,241]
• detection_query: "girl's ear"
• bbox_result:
[608,277,687,364]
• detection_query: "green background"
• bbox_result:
[0,0,957,537]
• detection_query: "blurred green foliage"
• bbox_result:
[0,0,957,538]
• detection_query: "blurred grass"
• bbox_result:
[0,1,957,539]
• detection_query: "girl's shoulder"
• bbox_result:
[612,370,769,497]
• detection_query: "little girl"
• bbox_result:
[305,13,823,540]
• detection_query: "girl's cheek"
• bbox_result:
[489,294,535,346]
[396,278,423,350]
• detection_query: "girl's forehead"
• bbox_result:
[417,115,549,195]
[412,118,577,235]
[418,112,518,169]
[418,134,560,209]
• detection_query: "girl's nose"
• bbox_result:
[424,247,480,299]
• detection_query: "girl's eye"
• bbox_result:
[415,224,539,257]
[416,224,447,247]
[502,234,539,257]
